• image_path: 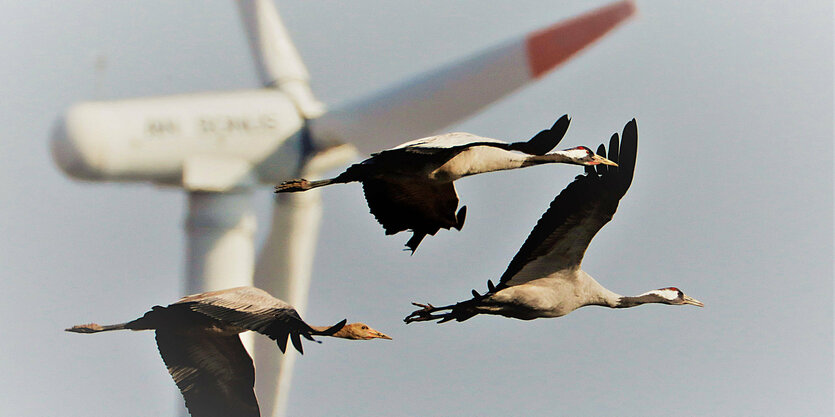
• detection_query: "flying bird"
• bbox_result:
[277,115,617,253]
[67,286,391,417]
[404,119,702,324]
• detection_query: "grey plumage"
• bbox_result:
[276,115,583,253]
[405,119,703,325]
[66,286,393,417]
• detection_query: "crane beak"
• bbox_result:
[591,155,618,166]
[682,295,704,307]
[371,330,392,340]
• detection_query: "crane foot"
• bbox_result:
[404,302,451,323]
[275,179,310,193]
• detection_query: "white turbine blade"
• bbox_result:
[312,0,636,154]
[252,190,323,417]
[237,0,324,118]
[184,190,259,372]
[185,190,256,294]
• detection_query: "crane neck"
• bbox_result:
[577,273,668,309]
[614,292,667,308]
[520,151,579,167]
[310,324,352,339]
[577,272,623,308]
[435,148,579,181]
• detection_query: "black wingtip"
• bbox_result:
[487,280,496,292]
[596,143,608,175]
[617,119,638,190]
[624,119,638,143]
[512,114,571,155]
[322,319,348,336]
[276,335,288,354]
[455,206,467,230]
[607,132,620,175]
[291,332,304,355]
[554,114,570,132]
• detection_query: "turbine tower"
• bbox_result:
[49,1,636,416]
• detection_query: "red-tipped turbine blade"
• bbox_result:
[312,1,636,154]
[526,0,636,78]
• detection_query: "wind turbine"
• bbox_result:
[50,1,636,416]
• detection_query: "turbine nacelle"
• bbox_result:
[50,90,354,191]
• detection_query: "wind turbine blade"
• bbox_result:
[311,0,636,154]
[237,0,324,118]
[185,190,256,294]
[252,190,323,417]
[526,0,636,78]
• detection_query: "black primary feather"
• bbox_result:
[509,114,570,155]
[494,119,637,290]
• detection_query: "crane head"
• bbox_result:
[653,287,704,307]
[562,146,618,166]
[335,323,392,340]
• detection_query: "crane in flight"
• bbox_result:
[405,119,703,324]
[51,1,637,415]
[67,286,390,417]
[277,115,617,253]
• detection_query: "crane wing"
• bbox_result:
[155,330,260,417]
[385,114,570,156]
[389,132,506,152]
[497,119,637,288]
[362,178,463,252]
[177,287,346,354]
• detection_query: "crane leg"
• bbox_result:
[404,302,456,323]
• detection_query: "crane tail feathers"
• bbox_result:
[404,232,426,254]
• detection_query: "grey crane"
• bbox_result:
[67,286,390,417]
[404,119,702,324]
[276,115,617,253]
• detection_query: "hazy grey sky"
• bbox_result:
[1,1,831,416]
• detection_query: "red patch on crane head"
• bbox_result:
[659,287,680,292]
[571,146,593,154]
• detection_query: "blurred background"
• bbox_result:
[0,1,831,416]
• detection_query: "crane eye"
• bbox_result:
[361,325,368,330]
